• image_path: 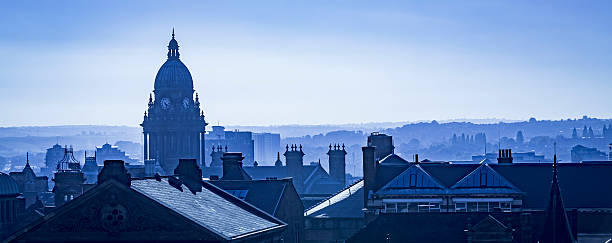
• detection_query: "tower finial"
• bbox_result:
[26,152,30,167]
[172,28,175,39]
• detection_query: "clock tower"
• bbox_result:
[141,30,207,175]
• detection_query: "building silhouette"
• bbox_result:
[40,144,64,177]
[6,160,286,242]
[9,153,48,208]
[141,30,207,175]
[52,147,85,207]
[304,132,612,242]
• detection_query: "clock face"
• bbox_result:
[182,97,190,109]
[160,98,170,110]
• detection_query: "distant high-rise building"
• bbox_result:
[141,31,207,175]
[42,144,64,176]
[95,143,138,165]
[253,133,281,164]
[205,126,255,166]
[571,145,607,162]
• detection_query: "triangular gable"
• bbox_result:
[450,164,522,194]
[472,215,508,232]
[6,180,224,242]
[377,164,446,195]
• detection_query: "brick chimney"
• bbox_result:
[362,146,376,208]
[327,143,347,187]
[497,149,513,164]
[174,159,202,193]
[221,152,251,180]
[284,144,305,194]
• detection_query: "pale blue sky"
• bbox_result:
[1,1,611,126]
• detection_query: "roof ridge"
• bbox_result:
[305,179,364,215]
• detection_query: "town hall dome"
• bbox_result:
[154,30,194,91]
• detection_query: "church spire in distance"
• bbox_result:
[167,28,180,60]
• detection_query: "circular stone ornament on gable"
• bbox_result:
[100,204,128,232]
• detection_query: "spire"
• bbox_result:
[275,152,283,166]
[25,152,30,168]
[539,143,575,243]
[167,29,180,60]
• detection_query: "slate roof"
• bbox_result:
[378,154,410,165]
[209,179,290,215]
[204,164,342,195]
[305,180,364,219]
[131,178,284,239]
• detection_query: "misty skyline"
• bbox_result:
[1,1,612,127]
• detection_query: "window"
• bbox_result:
[397,203,408,212]
[480,172,487,187]
[409,173,417,187]
[455,202,467,212]
[385,203,397,213]
[477,202,488,212]
[430,203,441,212]
[408,202,418,212]
[418,203,431,212]
[468,202,478,212]
[500,202,512,212]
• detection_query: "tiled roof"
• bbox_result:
[305,180,364,218]
[131,178,283,239]
[378,154,410,165]
[209,179,290,215]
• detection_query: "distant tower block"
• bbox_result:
[284,144,305,194]
[327,143,347,186]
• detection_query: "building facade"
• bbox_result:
[141,31,207,175]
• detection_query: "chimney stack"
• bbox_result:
[97,160,131,186]
[284,144,305,193]
[367,133,394,161]
[327,143,347,187]
[362,146,376,208]
[497,149,514,164]
[209,145,224,167]
[174,159,202,193]
[221,152,251,180]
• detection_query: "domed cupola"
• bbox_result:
[0,172,20,197]
[154,29,194,92]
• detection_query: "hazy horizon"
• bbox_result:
[2,1,612,127]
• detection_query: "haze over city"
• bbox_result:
[2,1,611,126]
[2,1,612,242]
